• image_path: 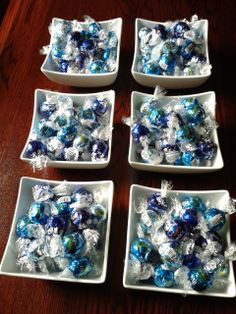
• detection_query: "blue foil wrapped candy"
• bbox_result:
[130,238,154,262]
[154,264,174,288]
[62,232,85,255]
[16,216,32,238]
[26,140,47,158]
[45,215,67,235]
[131,123,149,142]
[188,267,212,291]
[68,256,93,278]
[148,192,168,213]
[204,207,226,232]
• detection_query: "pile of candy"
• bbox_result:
[26,93,112,169]
[128,183,236,292]
[131,94,217,166]
[137,15,211,76]
[15,183,108,279]
[49,16,118,74]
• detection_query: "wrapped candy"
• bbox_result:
[128,181,236,292]
[137,15,211,76]
[15,183,108,279]
[44,16,119,74]
[154,264,174,288]
[25,93,112,169]
[130,91,218,167]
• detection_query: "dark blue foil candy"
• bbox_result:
[180,208,198,228]
[45,215,67,235]
[39,101,56,118]
[153,24,167,40]
[92,98,108,116]
[183,254,201,269]
[173,21,190,38]
[188,267,212,291]
[131,123,149,142]
[70,209,91,226]
[196,139,217,160]
[26,140,47,157]
[148,193,168,213]
[165,220,185,241]
[92,140,108,159]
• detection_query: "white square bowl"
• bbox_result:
[123,184,236,297]
[20,89,115,169]
[131,18,211,89]
[128,91,224,173]
[0,177,114,283]
[41,17,122,87]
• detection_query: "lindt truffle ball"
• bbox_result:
[188,267,212,291]
[16,216,32,238]
[62,232,85,255]
[154,264,174,288]
[28,201,50,224]
[68,256,93,278]
[148,192,168,213]
[45,215,67,235]
[130,238,154,262]
[204,208,226,232]
[132,123,149,142]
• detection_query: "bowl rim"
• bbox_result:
[20,88,115,167]
[128,90,224,171]
[0,176,114,283]
[123,184,236,297]
[131,17,211,79]
[41,17,123,77]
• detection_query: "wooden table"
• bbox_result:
[1,1,236,313]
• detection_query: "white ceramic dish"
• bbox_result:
[20,89,115,169]
[41,17,122,87]
[128,91,224,173]
[131,18,211,89]
[0,177,114,283]
[123,184,236,297]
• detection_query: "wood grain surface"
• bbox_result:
[0,0,236,313]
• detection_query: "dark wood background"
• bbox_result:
[1,0,236,313]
